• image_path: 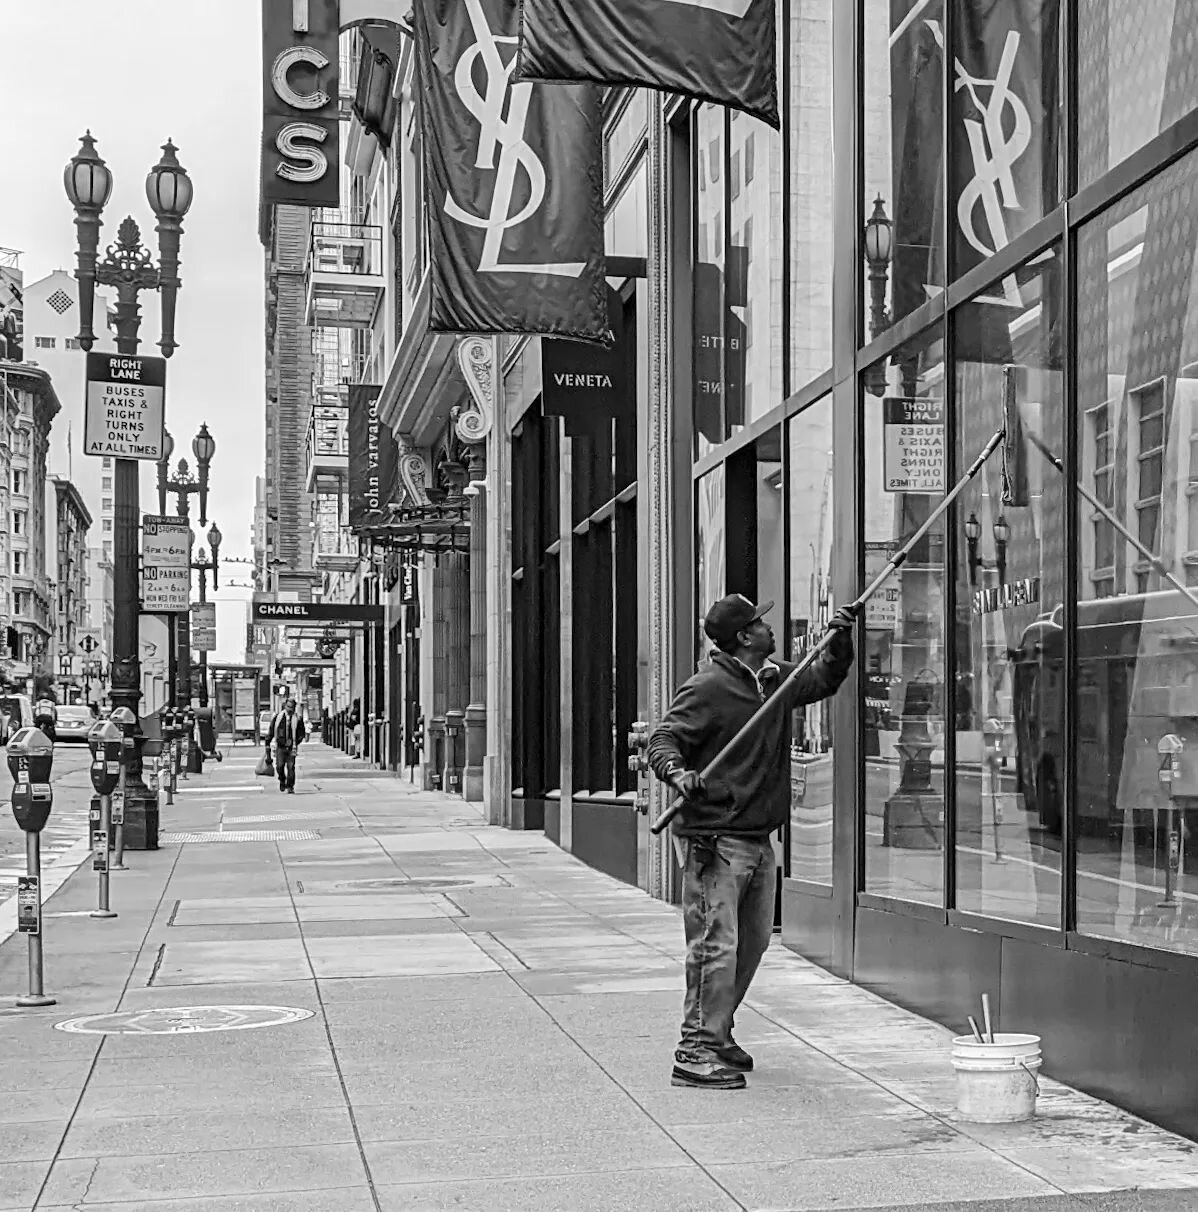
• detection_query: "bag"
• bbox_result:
[255,748,275,778]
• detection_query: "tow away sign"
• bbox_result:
[84,353,166,461]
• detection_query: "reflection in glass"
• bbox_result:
[786,0,834,391]
[787,399,835,884]
[863,331,947,904]
[605,161,647,261]
[696,465,726,663]
[694,105,728,458]
[1078,0,1198,187]
[1076,149,1198,956]
[954,248,1064,927]
[863,0,944,330]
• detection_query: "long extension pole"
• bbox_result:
[651,426,1007,837]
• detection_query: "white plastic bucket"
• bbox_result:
[951,1033,1042,1123]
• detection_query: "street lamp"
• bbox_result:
[157,426,217,708]
[993,515,1011,585]
[863,194,893,398]
[964,512,982,585]
[64,131,193,847]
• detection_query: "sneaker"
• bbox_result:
[670,1059,747,1089]
[716,1042,754,1072]
[287,787,295,794]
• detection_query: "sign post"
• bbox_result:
[83,353,166,461]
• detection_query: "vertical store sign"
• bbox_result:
[261,0,341,208]
[347,385,399,529]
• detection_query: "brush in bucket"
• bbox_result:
[952,993,1041,1123]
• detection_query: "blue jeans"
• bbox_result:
[276,746,297,790]
[677,834,776,1063]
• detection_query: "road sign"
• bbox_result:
[142,516,190,613]
[84,353,166,460]
[882,396,943,494]
[192,602,217,651]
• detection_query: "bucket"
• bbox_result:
[951,1033,1042,1123]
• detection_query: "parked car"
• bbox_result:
[0,695,33,746]
[55,705,95,744]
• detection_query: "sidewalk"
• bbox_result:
[3,743,1198,1212]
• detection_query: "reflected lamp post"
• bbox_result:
[64,132,193,844]
[191,523,221,708]
[863,195,893,398]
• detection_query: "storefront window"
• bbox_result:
[696,464,726,663]
[1077,0,1198,188]
[862,0,944,333]
[786,0,834,393]
[863,329,946,905]
[694,105,728,458]
[605,160,647,261]
[953,247,1064,927]
[1076,150,1198,956]
[787,398,834,884]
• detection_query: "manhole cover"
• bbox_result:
[54,1005,314,1035]
[329,875,509,891]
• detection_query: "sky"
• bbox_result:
[0,0,265,661]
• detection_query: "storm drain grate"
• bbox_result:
[162,830,320,843]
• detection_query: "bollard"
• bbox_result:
[8,727,56,1007]
[87,720,122,919]
[110,707,136,871]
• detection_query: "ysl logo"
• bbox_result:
[445,0,584,277]
[955,30,1031,264]
[663,0,753,14]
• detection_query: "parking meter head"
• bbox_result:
[8,728,53,833]
[88,720,123,795]
[110,706,136,734]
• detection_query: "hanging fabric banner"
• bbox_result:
[413,0,610,344]
[514,0,778,129]
[347,385,399,531]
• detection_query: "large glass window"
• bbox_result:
[786,0,834,392]
[787,397,835,884]
[953,247,1064,927]
[863,329,947,904]
[696,465,727,662]
[1078,0,1198,188]
[1076,149,1198,956]
[862,0,944,332]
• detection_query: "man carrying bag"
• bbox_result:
[266,698,306,794]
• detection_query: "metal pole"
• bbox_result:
[16,833,54,1007]
[112,757,127,870]
[652,427,1007,836]
[91,792,116,918]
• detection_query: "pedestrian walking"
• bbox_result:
[266,697,306,794]
[648,593,855,1089]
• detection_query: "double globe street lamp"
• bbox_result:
[64,132,194,849]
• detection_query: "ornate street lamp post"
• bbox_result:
[862,195,894,398]
[64,133,193,848]
[192,522,222,708]
[156,426,216,712]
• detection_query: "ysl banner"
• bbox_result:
[261,0,341,209]
[347,385,399,531]
[515,0,778,128]
[413,0,610,344]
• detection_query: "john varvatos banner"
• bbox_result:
[413,0,610,344]
[348,385,399,531]
[515,0,778,129]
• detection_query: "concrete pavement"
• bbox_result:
[2,741,1198,1210]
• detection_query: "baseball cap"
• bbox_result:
[703,594,775,646]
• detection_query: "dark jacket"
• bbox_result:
[647,639,852,838]
[267,710,306,750]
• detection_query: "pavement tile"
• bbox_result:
[39,1143,367,1204]
[338,1057,617,1103]
[36,1190,379,1211]
[632,1081,913,1125]
[0,1088,81,1125]
[1000,1144,1198,1194]
[364,1125,693,1184]
[58,1107,357,1158]
[73,1072,348,1118]
[151,938,313,985]
[0,1119,66,1163]
[0,1161,48,1210]
[314,973,526,1003]
[709,1151,1059,1210]
[305,933,498,978]
[375,1166,741,1212]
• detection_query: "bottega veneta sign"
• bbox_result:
[261,0,340,208]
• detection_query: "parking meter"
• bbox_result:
[88,720,122,798]
[9,728,54,834]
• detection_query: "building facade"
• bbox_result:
[258,0,1198,1137]
[47,476,92,702]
